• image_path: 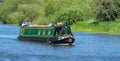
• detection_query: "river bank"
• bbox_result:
[71,19,120,34]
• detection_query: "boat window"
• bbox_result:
[43,29,46,35]
[48,29,51,36]
[40,29,43,36]
[38,29,41,35]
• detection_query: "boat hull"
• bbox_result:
[17,36,74,44]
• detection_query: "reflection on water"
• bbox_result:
[0,24,120,61]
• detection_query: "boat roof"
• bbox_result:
[22,25,64,28]
[28,25,53,28]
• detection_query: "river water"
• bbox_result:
[0,24,120,61]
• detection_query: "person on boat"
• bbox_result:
[22,21,26,27]
[22,20,31,27]
[57,22,63,26]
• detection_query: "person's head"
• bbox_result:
[57,22,63,26]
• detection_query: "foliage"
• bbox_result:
[44,0,60,17]
[0,0,93,25]
[0,0,44,24]
[6,12,24,24]
[91,0,120,21]
[55,9,83,25]
[114,0,120,18]
[44,0,93,25]
[18,4,42,21]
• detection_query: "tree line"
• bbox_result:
[0,0,120,25]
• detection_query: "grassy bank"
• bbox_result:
[71,19,120,34]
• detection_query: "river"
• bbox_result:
[0,24,120,61]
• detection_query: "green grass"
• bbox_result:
[71,19,120,34]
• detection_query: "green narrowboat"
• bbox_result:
[17,24,75,44]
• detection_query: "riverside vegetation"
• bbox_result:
[0,0,120,33]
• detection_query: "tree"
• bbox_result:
[114,0,120,18]
[91,0,120,21]
[18,4,42,21]
[55,9,83,25]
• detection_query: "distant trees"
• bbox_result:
[91,0,120,21]
[1,0,120,25]
[0,0,44,24]
[42,0,91,25]
[0,0,93,25]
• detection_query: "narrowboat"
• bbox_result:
[17,24,75,44]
